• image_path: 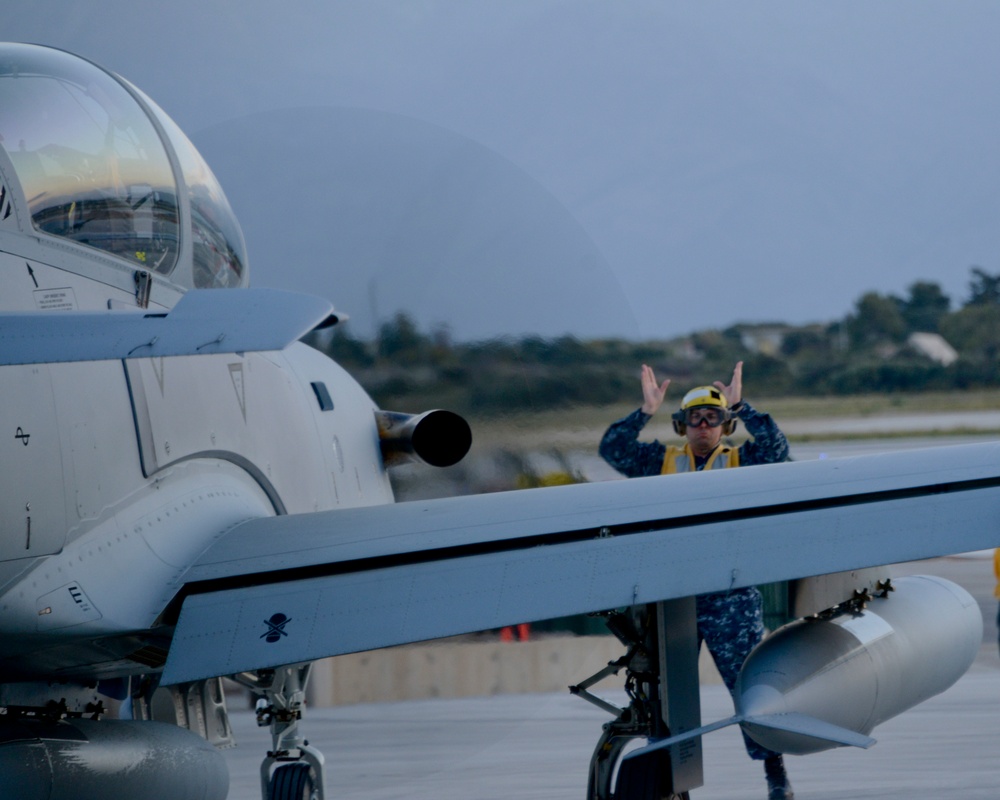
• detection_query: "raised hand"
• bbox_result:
[640,364,671,415]
[714,361,743,408]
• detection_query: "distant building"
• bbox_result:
[671,338,703,361]
[907,332,958,366]
[737,324,788,356]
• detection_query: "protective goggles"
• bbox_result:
[681,407,728,428]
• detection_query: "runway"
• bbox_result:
[223,663,999,799]
[221,554,999,800]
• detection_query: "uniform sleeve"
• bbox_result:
[599,408,667,478]
[736,401,790,466]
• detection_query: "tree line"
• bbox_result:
[308,267,1000,414]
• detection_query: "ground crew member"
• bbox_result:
[599,361,794,800]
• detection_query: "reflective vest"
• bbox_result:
[661,443,739,474]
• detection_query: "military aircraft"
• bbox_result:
[0,42,996,800]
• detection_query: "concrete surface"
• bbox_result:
[306,631,725,707]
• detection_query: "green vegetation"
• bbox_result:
[307,267,1000,416]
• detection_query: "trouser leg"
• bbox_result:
[696,587,778,762]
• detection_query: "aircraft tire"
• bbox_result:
[268,762,316,800]
[613,749,690,800]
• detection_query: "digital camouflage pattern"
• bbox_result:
[697,586,775,760]
[598,401,789,476]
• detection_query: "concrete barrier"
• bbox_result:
[307,634,723,707]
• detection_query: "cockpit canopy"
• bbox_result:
[0,42,247,291]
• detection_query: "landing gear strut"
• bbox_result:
[570,600,702,800]
[233,664,326,800]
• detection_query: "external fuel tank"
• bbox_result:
[736,574,983,755]
[0,718,229,800]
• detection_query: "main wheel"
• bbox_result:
[613,747,689,800]
[268,762,316,800]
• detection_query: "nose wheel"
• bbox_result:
[233,664,326,800]
[268,761,319,800]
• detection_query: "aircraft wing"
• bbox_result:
[161,441,1000,684]
[0,288,334,365]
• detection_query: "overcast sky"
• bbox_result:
[7,2,1000,341]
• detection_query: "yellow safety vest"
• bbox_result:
[661,443,740,474]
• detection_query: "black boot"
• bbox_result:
[764,755,794,800]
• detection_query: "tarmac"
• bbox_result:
[221,552,1000,800]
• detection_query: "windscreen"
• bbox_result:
[0,43,180,275]
[134,89,248,288]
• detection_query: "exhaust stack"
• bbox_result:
[375,409,472,468]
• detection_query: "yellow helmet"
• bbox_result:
[679,386,727,411]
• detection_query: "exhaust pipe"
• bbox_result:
[375,409,472,468]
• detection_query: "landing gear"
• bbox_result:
[130,676,236,749]
[571,602,700,800]
[233,664,326,800]
[268,762,317,800]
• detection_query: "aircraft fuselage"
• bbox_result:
[0,251,393,683]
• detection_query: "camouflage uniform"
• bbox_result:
[599,401,789,761]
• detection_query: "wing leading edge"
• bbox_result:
[161,441,1000,685]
